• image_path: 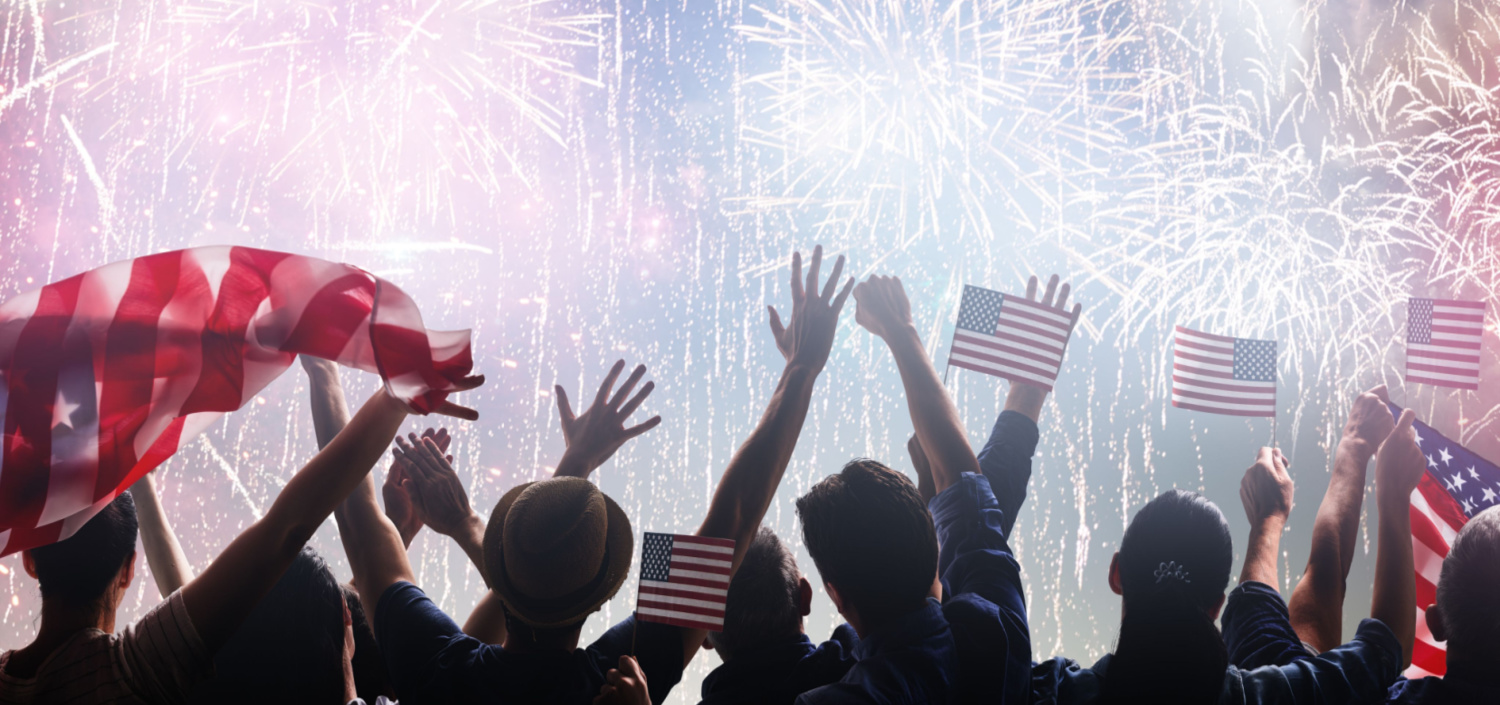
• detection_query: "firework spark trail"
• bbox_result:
[59,114,114,242]
[0,43,116,115]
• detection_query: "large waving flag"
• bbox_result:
[1405,298,1486,391]
[1171,326,1278,417]
[1390,403,1500,678]
[0,247,473,555]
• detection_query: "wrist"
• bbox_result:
[1250,514,1288,534]
[1339,435,1376,462]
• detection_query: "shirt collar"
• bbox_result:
[852,598,947,661]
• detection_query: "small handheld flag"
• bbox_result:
[636,532,735,631]
[1406,298,1486,391]
[947,285,1079,391]
[1387,404,1500,678]
[1171,326,1277,417]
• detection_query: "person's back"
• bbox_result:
[699,528,857,705]
[1386,506,1500,705]
[0,493,211,705]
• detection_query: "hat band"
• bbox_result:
[505,545,614,615]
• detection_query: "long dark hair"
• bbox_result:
[1103,489,1233,705]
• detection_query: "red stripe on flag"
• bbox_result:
[1416,473,1469,535]
[637,597,726,619]
[947,359,1054,392]
[1169,374,1270,394]
[673,536,736,549]
[180,248,292,416]
[640,613,724,631]
[673,559,731,576]
[1415,570,1437,613]
[1410,507,1453,562]
[1411,634,1448,677]
[0,277,84,530]
[1406,349,1482,365]
[282,273,378,360]
[1170,399,1275,417]
[996,309,1071,340]
[953,331,1064,367]
[1174,326,1235,343]
[656,574,733,590]
[671,547,734,562]
[1169,387,1273,406]
[950,341,1060,376]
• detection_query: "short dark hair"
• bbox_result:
[796,459,937,625]
[190,547,345,704]
[29,492,138,606]
[1436,506,1500,650]
[708,527,802,658]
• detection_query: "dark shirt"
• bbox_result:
[796,471,1033,704]
[977,410,1040,540]
[699,626,858,705]
[374,582,684,705]
[1387,661,1500,705]
[1030,618,1402,705]
[1222,581,1317,670]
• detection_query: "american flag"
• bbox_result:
[637,532,735,631]
[1406,298,1486,391]
[0,247,473,555]
[1390,404,1500,679]
[1171,326,1277,417]
[947,285,1078,392]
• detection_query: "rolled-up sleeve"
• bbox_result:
[976,410,1039,537]
[1239,618,1403,705]
[375,581,487,704]
[1222,581,1314,670]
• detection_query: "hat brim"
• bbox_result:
[485,480,634,628]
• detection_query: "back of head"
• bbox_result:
[28,492,138,607]
[342,583,394,700]
[1436,506,1500,655]
[708,527,803,659]
[190,547,344,704]
[796,459,937,628]
[1104,489,1233,705]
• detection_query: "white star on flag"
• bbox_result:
[52,390,81,431]
[1483,487,1498,504]
[1439,448,1454,466]
[1462,498,1476,514]
[1451,472,1467,491]
[1414,430,1424,447]
[1427,454,1438,469]
[1469,467,1480,480]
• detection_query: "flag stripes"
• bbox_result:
[1171,326,1277,417]
[637,533,735,631]
[948,285,1077,391]
[1406,298,1486,390]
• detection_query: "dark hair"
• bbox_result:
[189,547,344,704]
[342,583,394,700]
[708,527,803,658]
[1104,489,1233,705]
[29,492,138,606]
[796,459,937,627]
[1436,506,1500,651]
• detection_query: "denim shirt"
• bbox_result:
[699,625,858,705]
[796,436,1034,704]
[1386,661,1500,705]
[1222,581,1319,670]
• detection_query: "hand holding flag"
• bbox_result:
[947,275,1082,391]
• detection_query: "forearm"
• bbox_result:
[130,472,194,596]
[1003,381,1047,424]
[446,514,489,586]
[1240,517,1286,587]
[1313,439,1375,576]
[303,360,385,567]
[884,327,978,493]
[182,392,410,652]
[698,364,818,561]
[1371,492,1415,668]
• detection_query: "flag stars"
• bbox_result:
[1439,448,1454,466]
[1483,487,1498,505]
[1414,430,1425,447]
[1451,472,1467,492]
[1461,497,1477,515]
[1469,467,1480,481]
[1427,454,1438,470]
[52,389,81,431]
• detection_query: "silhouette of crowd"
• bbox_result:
[2,249,1493,705]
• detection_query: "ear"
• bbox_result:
[1107,552,1123,596]
[21,550,38,579]
[797,576,813,618]
[1426,603,1448,642]
[117,551,137,591]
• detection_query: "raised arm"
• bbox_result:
[392,431,486,581]
[129,471,194,596]
[1288,385,1394,651]
[552,360,661,480]
[183,376,482,653]
[1371,408,1421,669]
[853,275,977,493]
[994,275,1082,424]
[1238,447,1293,587]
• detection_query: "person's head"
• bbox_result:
[23,492,139,618]
[1428,505,1500,659]
[190,547,345,704]
[706,527,812,660]
[341,583,394,700]
[1103,489,1233,704]
[485,477,634,648]
[796,459,937,634]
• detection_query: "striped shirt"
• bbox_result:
[0,590,211,705]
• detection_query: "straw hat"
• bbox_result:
[484,477,634,628]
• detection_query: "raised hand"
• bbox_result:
[415,374,486,421]
[767,245,855,372]
[1376,409,1423,502]
[852,275,914,341]
[1342,385,1396,457]
[1240,447,1294,525]
[593,655,650,705]
[383,428,450,545]
[1004,274,1085,418]
[392,430,477,539]
[1023,273,1084,331]
[554,360,662,479]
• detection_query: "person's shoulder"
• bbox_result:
[1384,676,1439,705]
[1031,655,1105,701]
[794,680,883,705]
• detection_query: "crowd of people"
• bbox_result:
[1,247,1495,705]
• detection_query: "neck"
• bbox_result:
[1442,644,1500,679]
[501,626,582,653]
[8,596,115,673]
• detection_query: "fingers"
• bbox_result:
[1369,384,1390,403]
[822,253,845,301]
[617,381,655,419]
[1056,282,1072,311]
[806,245,823,300]
[831,276,855,313]
[768,305,786,341]
[1041,274,1059,306]
[1026,275,1039,301]
[595,360,626,407]
[1393,408,1417,438]
[609,364,648,409]
[434,400,480,421]
[790,250,804,302]
[556,385,576,428]
[619,654,644,679]
[623,415,663,439]
[451,374,485,392]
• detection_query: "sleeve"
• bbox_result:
[115,589,214,705]
[1222,581,1315,670]
[374,581,487,704]
[588,615,685,705]
[975,410,1040,538]
[1239,618,1404,705]
[930,473,1032,705]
